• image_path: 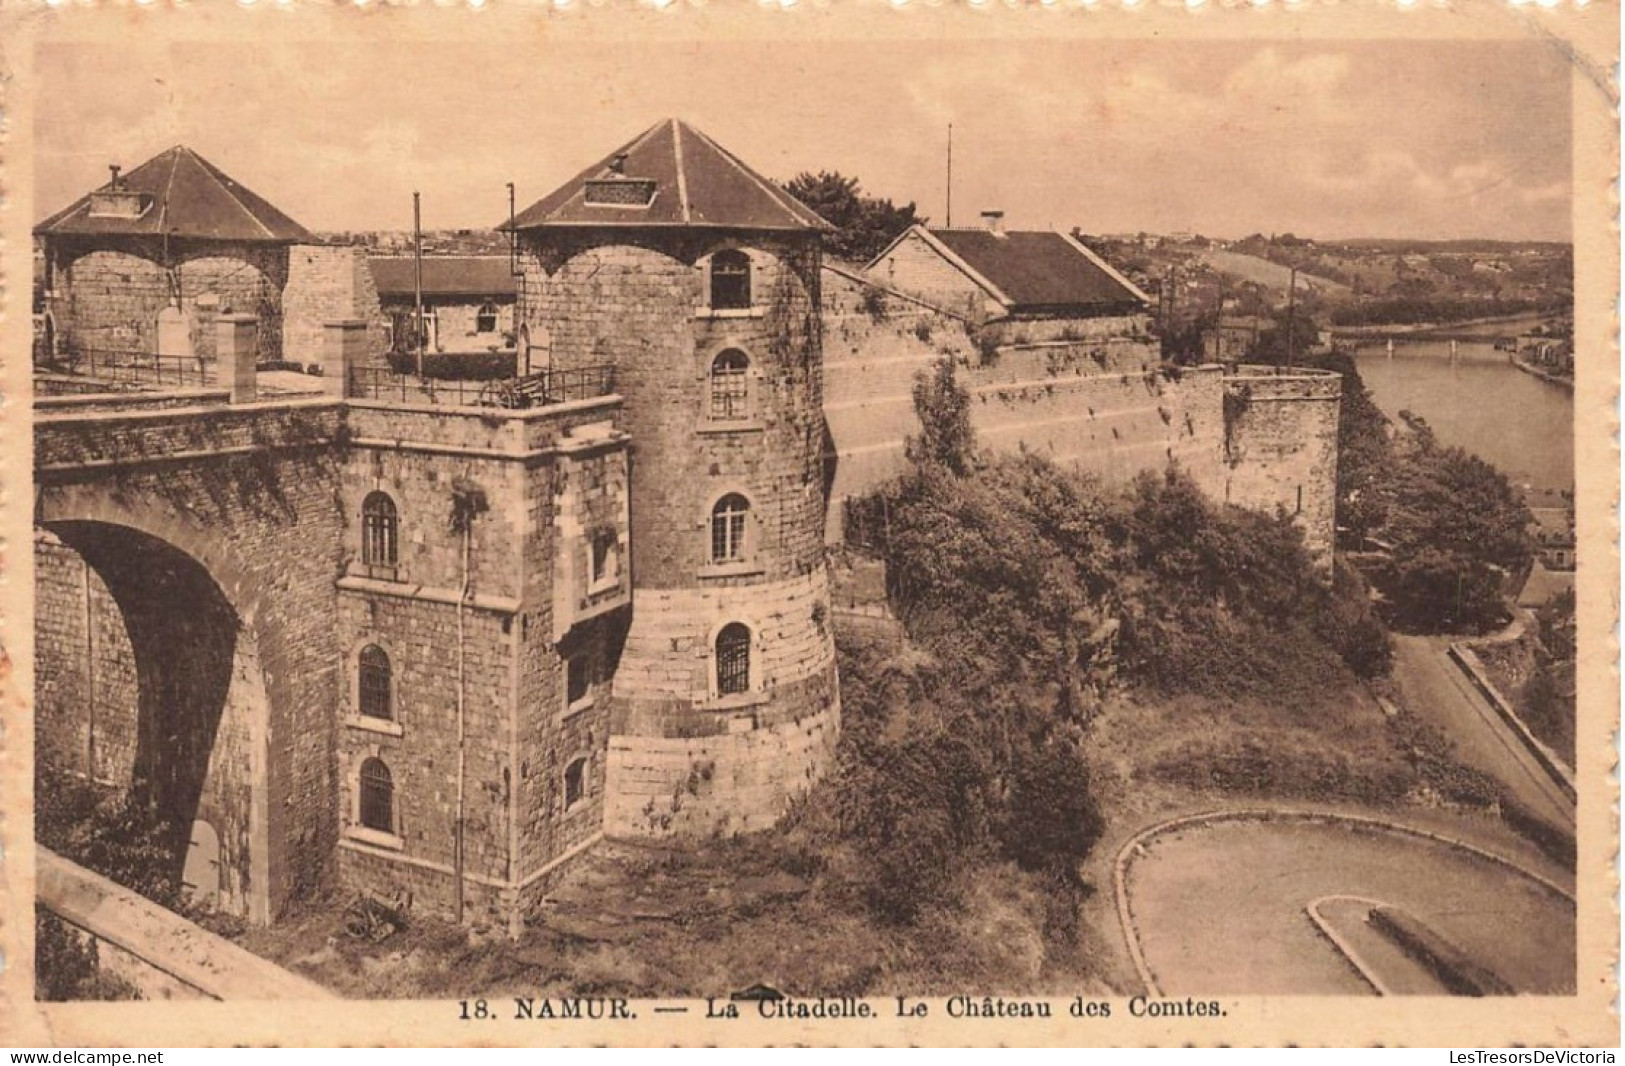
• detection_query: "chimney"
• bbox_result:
[608,152,628,175]
[108,164,122,189]
[981,210,1005,236]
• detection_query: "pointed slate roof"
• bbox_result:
[506,119,828,232]
[36,146,312,243]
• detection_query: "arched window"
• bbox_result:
[358,645,392,720]
[710,249,751,311]
[359,758,393,833]
[709,349,750,420]
[362,492,399,572]
[711,494,750,564]
[564,757,587,810]
[475,301,498,334]
[716,622,752,696]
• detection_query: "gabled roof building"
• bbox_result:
[865,212,1150,329]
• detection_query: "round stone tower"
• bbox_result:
[509,119,840,838]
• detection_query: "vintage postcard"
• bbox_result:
[0,0,1616,1048]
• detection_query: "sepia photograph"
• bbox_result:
[2,0,1617,1048]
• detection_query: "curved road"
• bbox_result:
[1391,635,1575,830]
[1123,817,1575,996]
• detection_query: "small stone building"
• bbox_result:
[36,146,380,370]
[865,212,1154,344]
[369,256,517,357]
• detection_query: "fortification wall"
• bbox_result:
[1222,367,1343,565]
[604,566,840,838]
[821,271,1229,538]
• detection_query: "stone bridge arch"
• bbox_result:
[35,482,331,924]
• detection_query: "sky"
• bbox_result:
[33,36,1573,243]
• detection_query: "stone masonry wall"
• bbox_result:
[282,244,386,368]
[519,230,838,841]
[821,270,1229,539]
[37,400,347,921]
[55,241,288,363]
[605,706,839,839]
[604,567,841,838]
[33,531,139,787]
[1222,368,1342,565]
[865,229,991,319]
[519,236,827,587]
[337,399,629,919]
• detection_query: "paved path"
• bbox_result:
[1123,818,1575,996]
[1391,634,1574,830]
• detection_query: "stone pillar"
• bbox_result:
[322,319,370,399]
[217,314,259,404]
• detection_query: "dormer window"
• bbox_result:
[710,250,752,310]
[88,190,149,220]
[583,178,658,208]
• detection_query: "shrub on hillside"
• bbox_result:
[35,769,185,909]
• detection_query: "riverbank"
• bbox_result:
[1334,312,1549,343]
[1510,356,1574,392]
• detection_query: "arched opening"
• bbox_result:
[710,493,750,564]
[182,819,221,907]
[358,644,392,720]
[709,349,751,420]
[715,622,752,696]
[359,758,394,833]
[362,492,399,575]
[35,520,269,921]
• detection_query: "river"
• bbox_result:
[1352,339,1573,496]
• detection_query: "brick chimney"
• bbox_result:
[981,210,1005,236]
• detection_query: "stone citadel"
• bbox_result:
[32,120,1340,927]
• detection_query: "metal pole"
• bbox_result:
[945,123,953,229]
[414,192,425,379]
[1285,266,1297,365]
[83,557,96,781]
[454,518,470,923]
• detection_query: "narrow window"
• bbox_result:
[716,622,752,696]
[564,757,587,809]
[358,644,392,720]
[566,653,592,710]
[359,758,393,833]
[362,492,399,572]
[709,349,750,420]
[711,494,750,564]
[590,530,620,589]
[475,301,498,334]
[710,250,751,311]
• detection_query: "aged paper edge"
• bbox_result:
[0,0,1616,1047]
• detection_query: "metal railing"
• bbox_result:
[348,364,616,409]
[43,347,211,389]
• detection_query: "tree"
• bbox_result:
[781,171,923,264]
[1375,440,1534,632]
[906,358,977,477]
